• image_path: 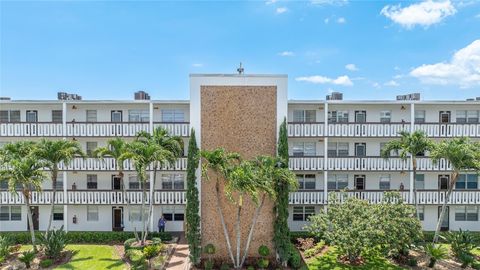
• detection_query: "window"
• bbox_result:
[161,109,185,122]
[0,110,20,123]
[327,174,348,190]
[0,206,21,221]
[415,174,425,190]
[87,174,98,189]
[26,110,38,122]
[129,206,149,222]
[415,110,426,123]
[129,175,149,190]
[0,179,7,190]
[86,142,97,157]
[380,111,391,123]
[455,206,479,221]
[128,110,149,122]
[293,110,316,122]
[379,174,391,190]
[455,174,478,190]
[53,174,63,190]
[328,111,349,123]
[293,206,315,221]
[52,110,63,123]
[0,206,9,221]
[162,206,185,221]
[87,206,99,221]
[53,206,64,221]
[457,110,479,123]
[292,142,316,157]
[328,142,349,157]
[161,174,185,190]
[86,110,97,122]
[417,206,425,221]
[296,174,316,190]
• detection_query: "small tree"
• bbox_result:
[34,139,85,233]
[430,138,480,243]
[381,130,434,219]
[185,129,201,265]
[0,142,47,252]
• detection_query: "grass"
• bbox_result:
[19,245,127,270]
[306,247,405,270]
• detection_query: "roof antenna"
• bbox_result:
[237,62,244,75]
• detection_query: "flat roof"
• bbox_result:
[189,73,288,78]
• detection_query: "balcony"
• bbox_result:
[288,122,324,137]
[287,122,411,137]
[0,190,186,205]
[288,190,480,205]
[58,157,188,171]
[0,122,190,137]
[415,123,480,138]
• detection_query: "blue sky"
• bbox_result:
[1,0,479,101]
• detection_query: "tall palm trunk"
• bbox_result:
[141,175,147,246]
[412,159,420,220]
[240,194,266,268]
[235,196,243,268]
[46,169,58,233]
[143,165,158,243]
[215,180,236,265]
[23,189,37,252]
[433,171,458,243]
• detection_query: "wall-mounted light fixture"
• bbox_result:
[401,105,406,110]
[72,105,77,110]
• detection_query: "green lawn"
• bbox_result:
[20,245,127,270]
[306,247,405,270]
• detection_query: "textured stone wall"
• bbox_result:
[200,85,277,259]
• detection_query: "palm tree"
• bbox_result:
[201,148,241,266]
[430,137,480,243]
[136,127,183,243]
[381,130,434,219]
[34,139,85,233]
[94,138,132,233]
[0,142,47,252]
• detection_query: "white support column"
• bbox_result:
[149,102,153,133]
[409,102,415,204]
[63,171,68,232]
[323,102,329,210]
[62,102,67,138]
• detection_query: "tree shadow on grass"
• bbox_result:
[99,258,126,269]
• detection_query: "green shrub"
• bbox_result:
[0,235,10,259]
[442,230,477,259]
[0,231,172,245]
[220,263,230,270]
[246,266,255,270]
[407,257,418,267]
[204,259,214,270]
[257,258,269,269]
[303,240,325,258]
[19,250,36,269]
[124,238,137,250]
[258,245,270,257]
[288,244,302,269]
[472,261,480,270]
[458,252,475,269]
[143,245,160,260]
[127,249,146,266]
[38,226,68,260]
[39,259,53,268]
[425,243,448,268]
[204,243,216,255]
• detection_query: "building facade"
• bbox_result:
[1,74,479,233]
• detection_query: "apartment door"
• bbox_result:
[112,175,122,190]
[111,111,123,122]
[355,143,366,157]
[438,175,450,190]
[112,207,124,231]
[438,206,449,231]
[26,110,38,123]
[354,111,367,122]
[439,111,451,123]
[27,206,39,231]
[354,175,366,190]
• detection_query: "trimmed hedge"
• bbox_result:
[0,231,172,245]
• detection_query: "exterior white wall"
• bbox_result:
[0,205,28,231]
[327,103,411,122]
[68,205,112,231]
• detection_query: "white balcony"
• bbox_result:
[327,123,411,137]
[288,123,324,137]
[416,190,480,205]
[0,123,64,137]
[415,123,480,138]
[153,123,190,137]
[0,190,186,205]
[289,157,324,171]
[66,122,149,137]
[58,157,188,171]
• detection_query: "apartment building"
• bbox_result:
[1,74,479,234]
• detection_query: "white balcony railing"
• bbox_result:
[288,123,324,137]
[327,123,411,137]
[415,123,480,138]
[0,190,186,205]
[0,122,190,137]
[289,157,324,171]
[58,157,188,171]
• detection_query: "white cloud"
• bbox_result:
[265,0,277,5]
[295,75,353,86]
[476,13,480,18]
[393,74,404,79]
[311,0,348,6]
[337,17,346,24]
[324,18,330,24]
[384,80,400,87]
[410,39,480,88]
[278,51,294,57]
[372,82,381,88]
[394,66,401,71]
[381,0,456,29]
[276,7,288,14]
[192,63,203,67]
[345,63,358,71]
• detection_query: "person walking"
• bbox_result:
[158,215,166,232]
